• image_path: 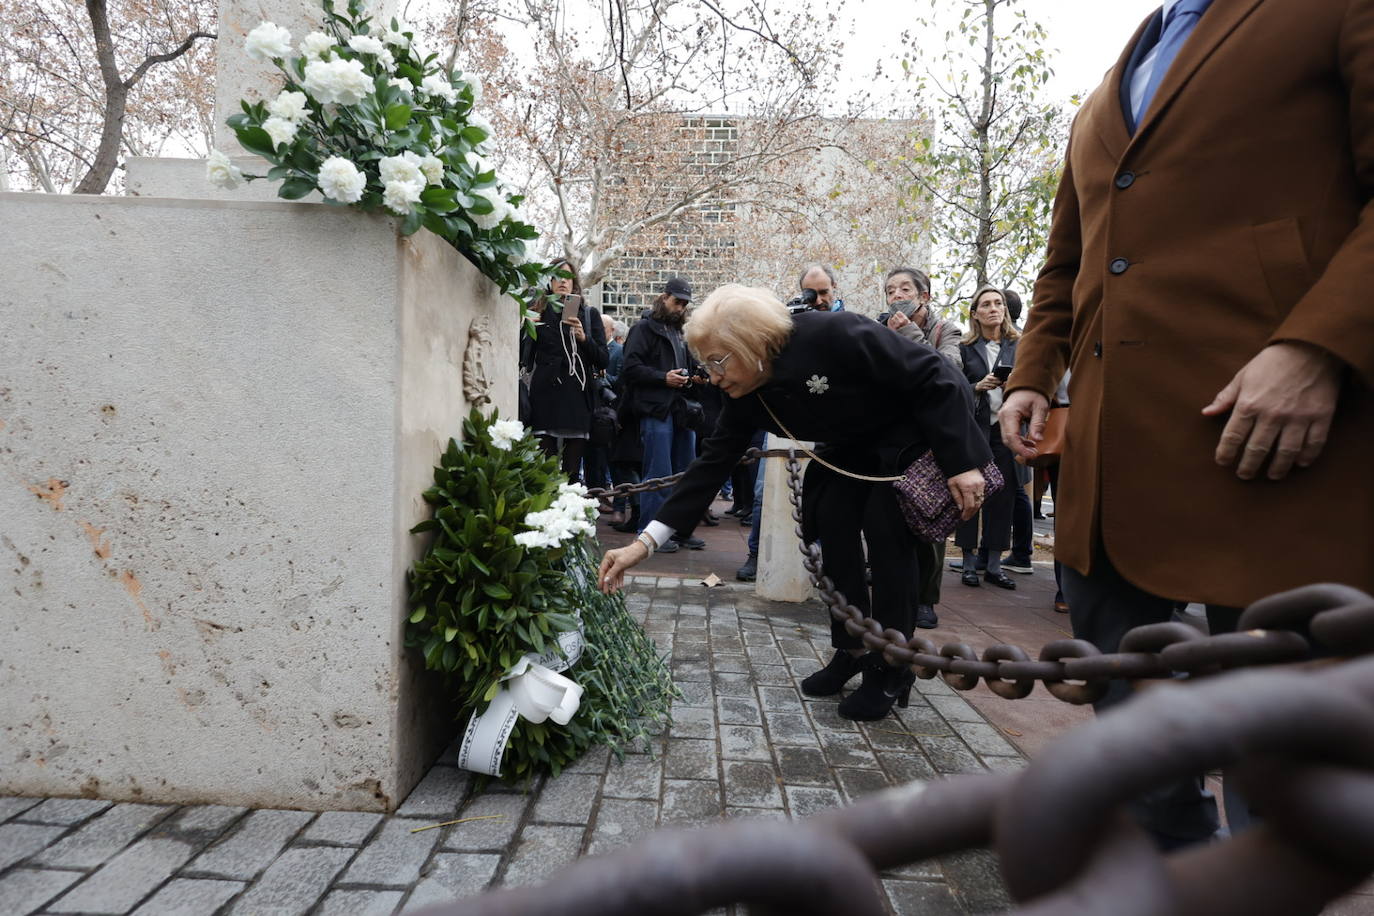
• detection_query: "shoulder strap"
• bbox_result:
[758,396,902,483]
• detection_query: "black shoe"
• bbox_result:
[915,604,938,629]
[984,570,1017,589]
[736,553,757,581]
[674,535,706,550]
[1002,557,1034,575]
[800,650,862,696]
[610,516,639,533]
[739,516,752,528]
[655,539,680,553]
[837,654,915,721]
[961,570,981,587]
[701,514,720,527]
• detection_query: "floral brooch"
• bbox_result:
[807,374,829,395]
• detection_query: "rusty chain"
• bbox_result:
[420,629,1374,915]
[592,448,1374,704]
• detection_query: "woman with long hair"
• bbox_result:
[954,285,1022,589]
[522,261,609,482]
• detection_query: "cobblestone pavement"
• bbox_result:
[1,575,1026,915]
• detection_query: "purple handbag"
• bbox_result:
[893,451,1004,542]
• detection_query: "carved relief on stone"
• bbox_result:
[462,315,494,408]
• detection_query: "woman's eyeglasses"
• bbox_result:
[701,352,733,376]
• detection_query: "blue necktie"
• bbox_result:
[1134,0,1213,125]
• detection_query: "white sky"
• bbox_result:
[838,0,1162,109]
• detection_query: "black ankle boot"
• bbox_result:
[800,650,862,696]
[837,654,916,721]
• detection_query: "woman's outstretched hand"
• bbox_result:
[598,541,650,593]
[947,468,987,520]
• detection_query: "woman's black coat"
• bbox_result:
[652,311,991,533]
[524,295,609,435]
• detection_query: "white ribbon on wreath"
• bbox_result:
[457,622,586,777]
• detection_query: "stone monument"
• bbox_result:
[0,0,515,812]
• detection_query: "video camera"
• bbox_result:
[784,288,818,315]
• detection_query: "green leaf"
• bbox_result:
[400,208,423,236]
[483,582,512,601]
[408,607,426,623]
[277,177,316,200]
[482,680,501,703]
[384,103,413,130]
[444,626,458,642]
[235,126,278,159]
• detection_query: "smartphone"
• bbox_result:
[993,365,1013,381]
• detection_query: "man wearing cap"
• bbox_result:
[620,277,706,552]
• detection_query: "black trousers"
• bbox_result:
[1061,548,1246,847]
[803,462,920,649]
[955,424,1017,552]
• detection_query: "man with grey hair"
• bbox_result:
[798,265,840,311]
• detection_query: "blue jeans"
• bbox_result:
[638,415,696,531]
[747,454,765,555]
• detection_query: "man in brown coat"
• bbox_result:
[1001,0,1374,847]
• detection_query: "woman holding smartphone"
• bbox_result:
[954,285,1021,589]
[523,261,609,482]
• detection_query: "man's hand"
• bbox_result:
[999,390,1051,462]
[886,311,911,331]
[665,368,690,388]
[1202,341,1344,480]
[947,468,988,521]
[598,541,650,593]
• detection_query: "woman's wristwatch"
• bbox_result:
[635,532,657,555]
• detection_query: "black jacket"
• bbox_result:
[958,337,1018,428]
[652,311,991,533]
[524,295,609,434]
[621,313,699,421]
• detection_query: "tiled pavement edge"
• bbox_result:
[6,576,1045,915]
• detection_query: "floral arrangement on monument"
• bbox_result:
[406,409,675,783]
[208,0,544,298]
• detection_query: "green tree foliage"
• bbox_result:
[897,0,1071,311]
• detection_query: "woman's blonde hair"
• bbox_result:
[962,284,1021,345]
[685,284,793,367]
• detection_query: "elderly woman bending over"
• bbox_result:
[598,285,990,721]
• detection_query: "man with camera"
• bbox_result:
[792,265,841,312]
[620,276,706,552]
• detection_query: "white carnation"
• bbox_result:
[379,151,424,187]
[347,34,386,56]
[470,188,510,230]
[267,90,308,122]
[206,150,242,190]
[489,419,525,450]
[465,76,483,104]
[303,58,372,106]
[419,154,445,185]
[378,48,397,72]
[420,74,458,105]
[298,31,336,61]
[388,76,416,93]
[382,179,422,214]
[384,27,410,48]
[514,530,558,549]
[262,116,298,147]
[317,155,367,204]
[245,21,292,61]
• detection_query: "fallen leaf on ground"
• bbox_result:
[410,815,504,834]
[1003,728,1023,737]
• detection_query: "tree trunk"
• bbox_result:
[973,0,998,289]
[74,0,127,195]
